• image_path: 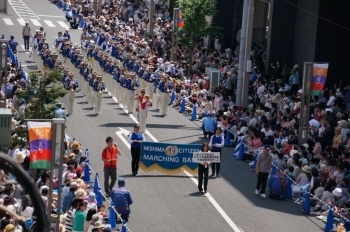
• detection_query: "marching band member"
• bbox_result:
[209,127,224,178]
[159,74,173,116]
[126,73,137,114]
[63,28,71,42]
[111,60,119,98]
[135,88,152,133]
[89,72,97,108]
[84,66,93,102]
[146,66,156,102]
[120,70,127,106]
[62,67,70,108]
[96,31,106,47]
[63,72,79,116]
[93,75,106,115]
[128,124,146,176]
[54,32,64,54]
[154,72,162,110]
[138,63,145,89]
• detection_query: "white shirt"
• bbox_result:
[12,148,30,159]
[327,95,336,107]
[261,128,274,137]
[257,85,266,98]
[128,132,146,144]
[209,134,224,148]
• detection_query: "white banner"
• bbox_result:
[192,152,220,163]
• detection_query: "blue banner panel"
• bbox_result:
[140,141,202,175]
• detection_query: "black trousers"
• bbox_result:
[131,147,141,174]
[198,164,208,191]
[104,167,117,194]
[211,150,221,175]
[256,172,269,194]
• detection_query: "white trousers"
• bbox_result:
[121,88,127,107]
[146,82,154,101]
[66,91,75,114]
[139,109,147,133]
[89,86,95,107]
[155,88,161,109]
[160,92,170,115]
[95,91,102,113]
[126,90,134,113]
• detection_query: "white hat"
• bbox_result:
[333,188,343,197]
[14,151,26,164]
[302,143,309,150]
[204,76,209,80]
[290,150,298,157]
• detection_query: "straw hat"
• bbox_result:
[94,220,105,229]
[302,165,311,173]
[70,141,82,150]
[76,189,87,199]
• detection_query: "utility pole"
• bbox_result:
[149,0,155,40]
[93,0,98,14]
[241,0,255,107]
[235,0,249,106]
[172,8,179,62]
[98,0,102,16]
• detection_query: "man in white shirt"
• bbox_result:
[327,90,336,107]
[257,81,266,98]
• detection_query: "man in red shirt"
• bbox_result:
[101,136,121,197]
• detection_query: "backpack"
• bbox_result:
[269,174,287,200]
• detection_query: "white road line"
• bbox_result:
[3,18,14,25]
[38,15,66,18]
[13,0,40,20]
[20,45,25,51]
[44,20,56,27]
[109,93,243,232]
[30,19,41,26]
[17,18,26,26]
[7,0,23,18]
[57,21,69,28]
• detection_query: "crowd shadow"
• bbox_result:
[100,122,194,130]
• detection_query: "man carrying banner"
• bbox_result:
[209,127,224,178]
[101,137,122,197]
[128,124,146,176]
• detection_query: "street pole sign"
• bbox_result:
[0,40,8,96]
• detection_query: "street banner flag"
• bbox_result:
[28,121,52,169]
[311,63,329,96]
[140,142,201,175]
[178,11,185,29]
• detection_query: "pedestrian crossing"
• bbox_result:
[1,18,70,29]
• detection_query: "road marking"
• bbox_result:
[109,93,243,232]
[13,0,40,20]
[8,0,23,18]
[44,20,55,27]
[115,127,130,149]
[20,45,25,51]
[57,21,69,28]
[38,15,66,18]
[3,18,14,25]
[30,19,41,26]
[17,19,26,26]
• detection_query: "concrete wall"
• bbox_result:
[252,0,268,43]
[292,0,319,77]
[267,0,297,69]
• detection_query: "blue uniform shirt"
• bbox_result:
[111,186,133,214]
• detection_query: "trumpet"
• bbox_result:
[70,80,75,92]
[98,82,102,93]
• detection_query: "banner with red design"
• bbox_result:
[311,63,329,96]
[28,121,52,169]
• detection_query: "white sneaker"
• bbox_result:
[249,161,254,166]
[255,189,259,195]
[316,215,324,220]
[260,193,266,198]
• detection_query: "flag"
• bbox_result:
[28,121,52,169]
[311,63,329,96]
[178,11,185,29]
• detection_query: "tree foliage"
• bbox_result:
[176,0,220,68]
[9,70,66,149]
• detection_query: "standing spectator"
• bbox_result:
[72,201,87,232]
[101,137,121,197]
[255,144,272,198]
[8,36,18,54]
[22,21,31,52]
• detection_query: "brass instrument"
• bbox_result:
[70,79,75,92]
[98,82,102,93]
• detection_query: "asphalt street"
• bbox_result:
[1,0,326,231]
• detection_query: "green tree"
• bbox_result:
[9,69,66,149]
[176,0,220,70]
